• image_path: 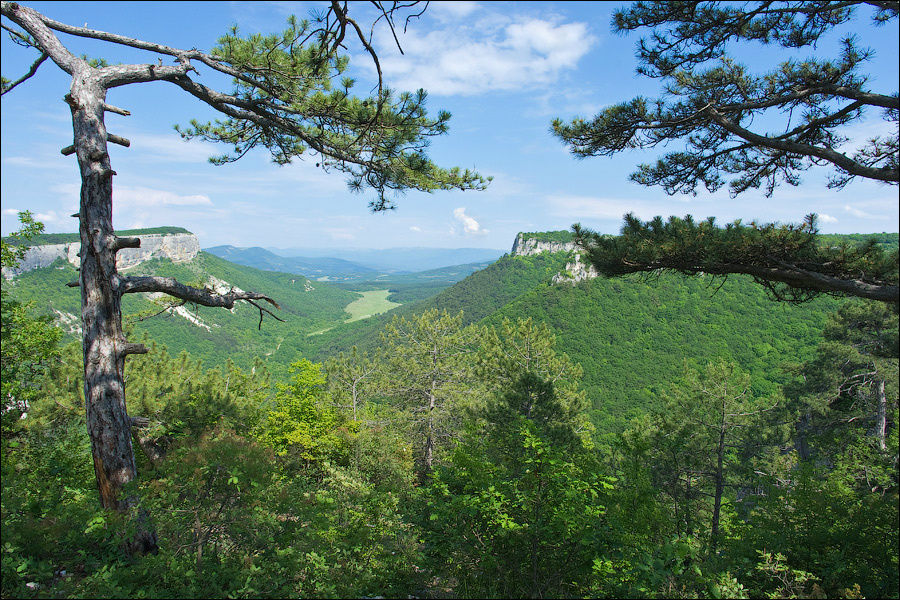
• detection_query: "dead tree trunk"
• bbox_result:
[874,378,887,452]
[67,70,157,553]
[71,73,135,510]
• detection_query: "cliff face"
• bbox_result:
[510,232,598,284]
[551,252,599,284]
[510,233,579,256]
[2,232,201,278]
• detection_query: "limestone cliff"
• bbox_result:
[510,232,598,284]
[510,233,579,256]
[2,232,201,278]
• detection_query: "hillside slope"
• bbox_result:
[312,236,857,432]
[5,252,360,374]
[305,251,571,358]
[487,272,840,430]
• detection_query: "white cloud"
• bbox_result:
[3,156,59,169]
[34,210,62,224]
[453,207,488,235]
[2,208,21,216]
[376,13,596,95]
[115,186,213,207]
[409,225,422,232]
[819,213,838,223]
[844,204,875,218]
[428,1,480,21]
[126,132,222,164]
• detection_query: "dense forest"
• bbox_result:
[2,223,897,599]
[1,0,897,596]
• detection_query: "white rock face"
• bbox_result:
[510,232,598,284]
[510,233,579,256]
[551,252,599,284]
[2,232,200,278]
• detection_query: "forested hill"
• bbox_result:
[4,229,889,431]
[310,240,845,431]
[5,251,359,373]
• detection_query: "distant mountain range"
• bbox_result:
[208,245,506,281]
[263,246,506,273]
[206,245,378,280]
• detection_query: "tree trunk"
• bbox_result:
[70,73,156,553]
[711,404,727,551]
[424,389,435,477]
[874,378,887,451]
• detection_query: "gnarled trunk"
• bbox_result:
[70,73,155,553]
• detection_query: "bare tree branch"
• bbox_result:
[121,275,281,311]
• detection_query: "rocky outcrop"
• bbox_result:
[511,232,598,285]
[2,232,200,278]
[551,252,599,284]
[510,233,579,256]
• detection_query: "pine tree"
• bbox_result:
[381,309,472,478]
[553,1,898,302]
[0,1,487,544]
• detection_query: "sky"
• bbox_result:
[1,1,898,251]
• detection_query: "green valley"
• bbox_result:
[4,223,897,600]
[3,2,897,597]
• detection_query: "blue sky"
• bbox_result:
[2,1,897,251]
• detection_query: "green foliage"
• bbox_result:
[175,15,489,208]
[1,211,61,434]
[791,300,899,456]
[553,1,898,195]
[0,210,44,263]
[519,230,574,243]
[426,373,611,598]
[574,213,899,302]
[1,420,114,597]
[474,316,591,436]
[381,309,472,476]
[632,361,779,546]
[260,359,352,467]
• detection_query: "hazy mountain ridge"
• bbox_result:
[206,245,378,280]
[265,245,505,272]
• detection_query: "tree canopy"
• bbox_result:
[553,1,899,302]
[573,213,898,302]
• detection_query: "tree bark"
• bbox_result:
[710,409,727,551]
[875,378,887,452]
[67,71,157,553]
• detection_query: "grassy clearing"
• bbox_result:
[343,289,402,323]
